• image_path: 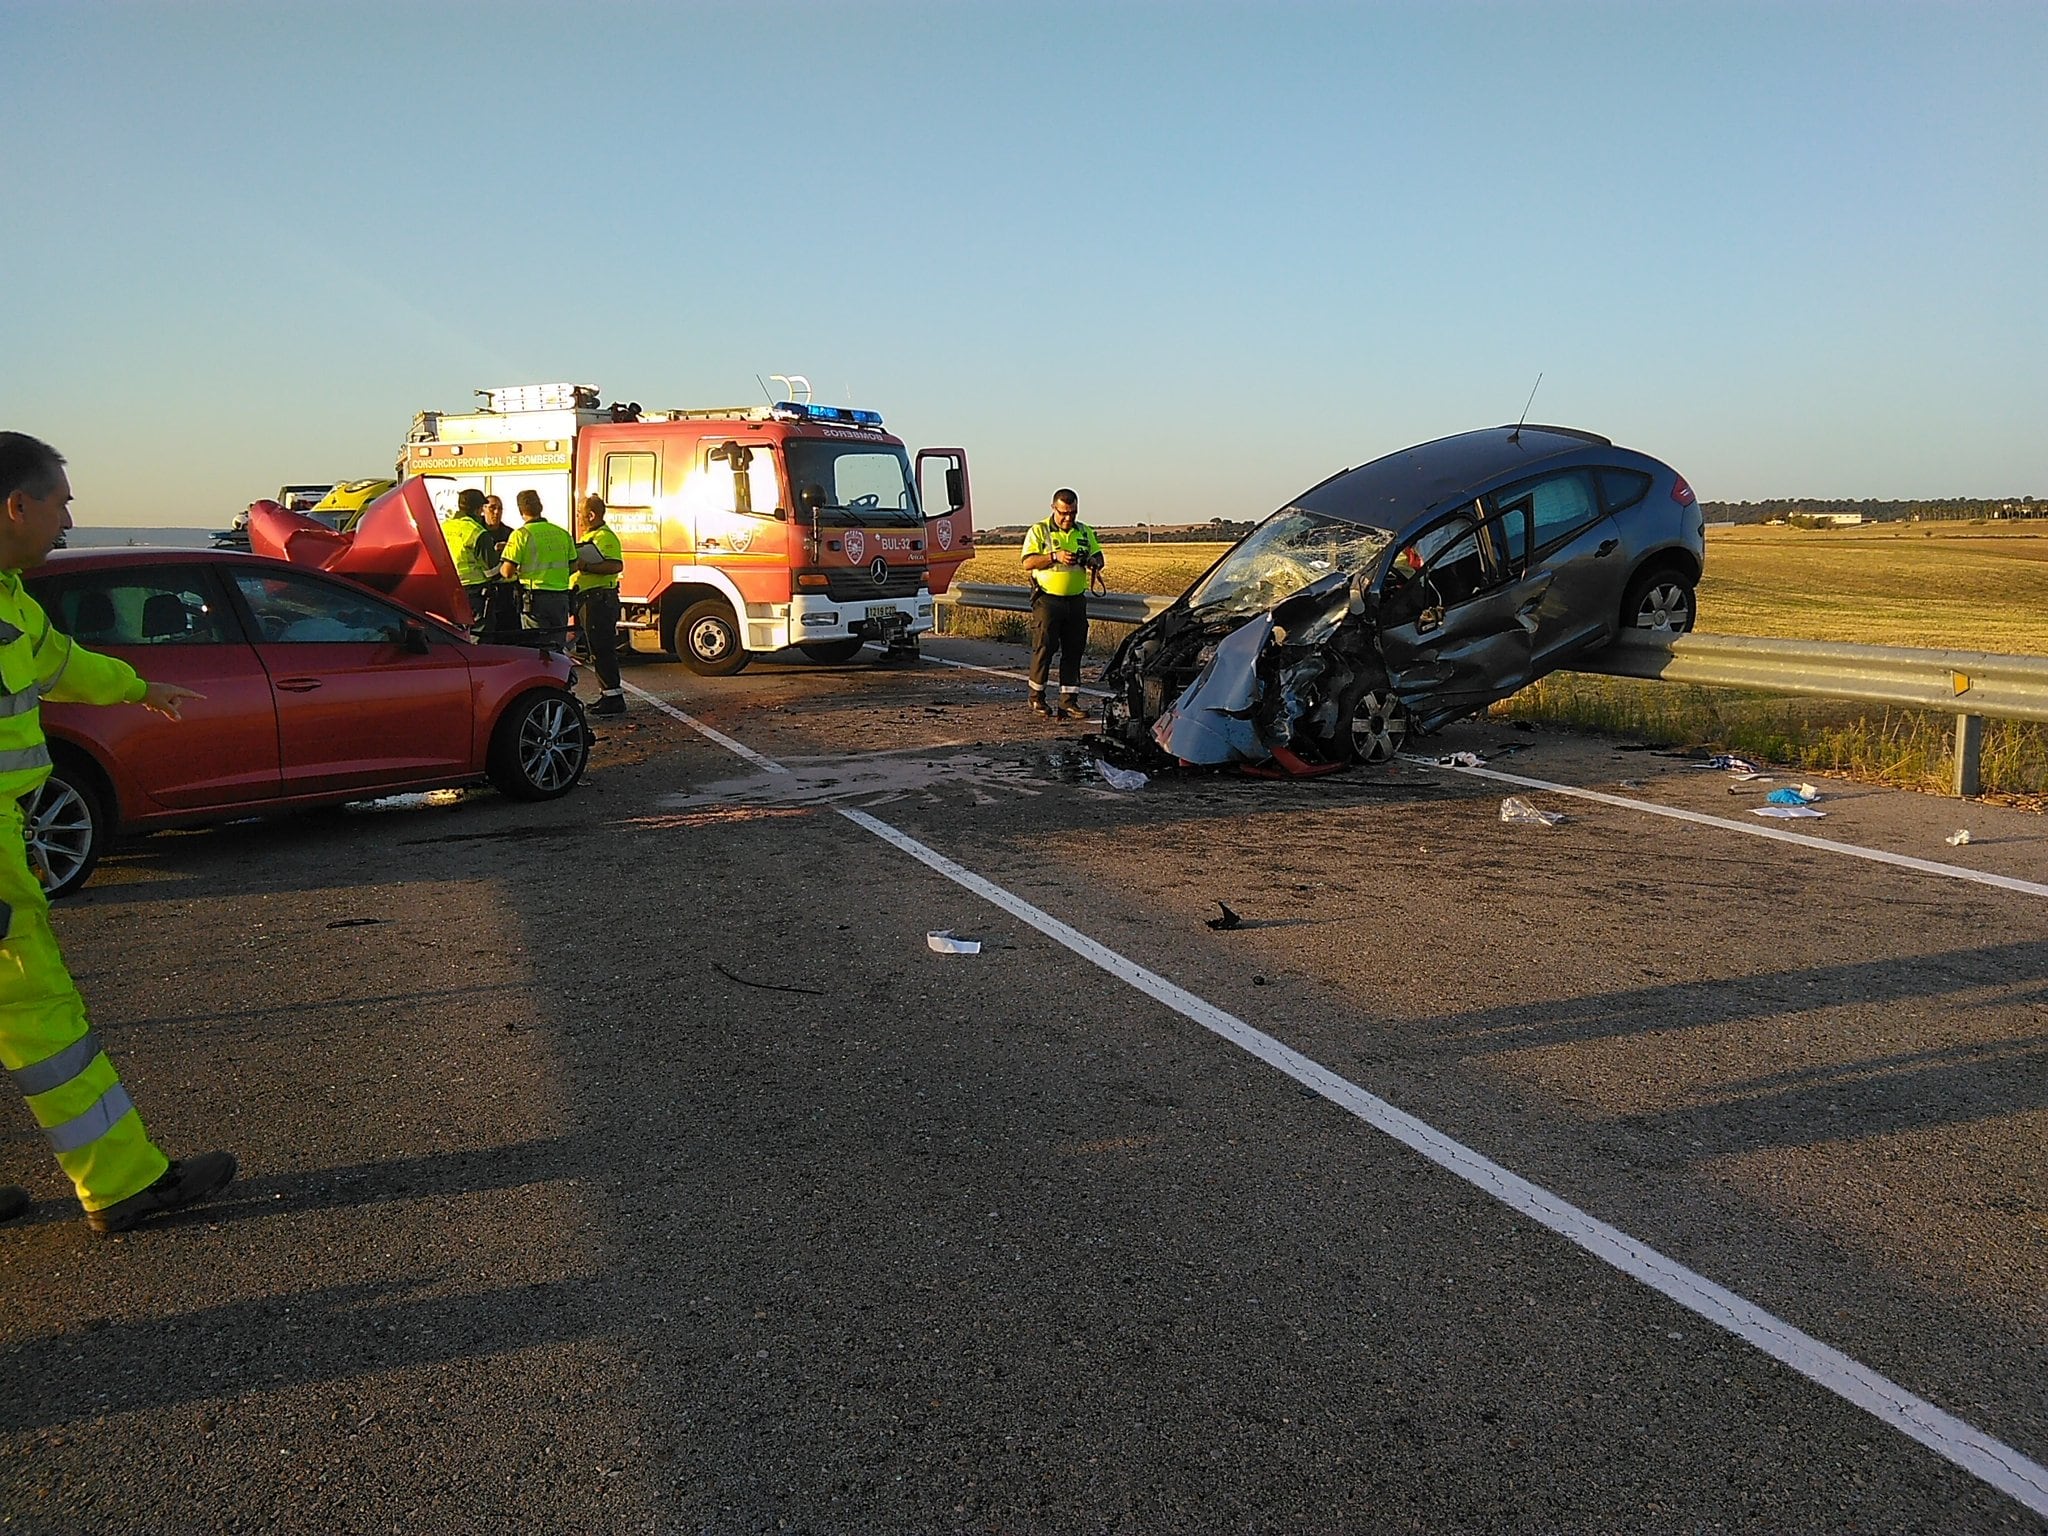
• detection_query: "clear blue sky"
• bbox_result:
[5,1,2042,528]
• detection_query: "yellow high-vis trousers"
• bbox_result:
[0,799,167,1211]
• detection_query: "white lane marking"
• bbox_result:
[620,684,788,774]
[1451,762,2048,900]
[633,682,2048,1518]
[924,654,1112,698]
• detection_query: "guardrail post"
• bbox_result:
[1953,713,1984,797]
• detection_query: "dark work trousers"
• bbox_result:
[472,581,525,643]
[576,587,623,693]
[520,589,573,651]
[1029,590,1089,693]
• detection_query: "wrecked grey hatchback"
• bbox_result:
[1101,425,1703,769]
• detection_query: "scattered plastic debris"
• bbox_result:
[1205,901,1243,931]
[1405,751,1486,768]
[1766,786,1819,806]
[926,930,982,955]
[1499,796,1566,827]
[1753,804,1826,819]
[1728,771,1772,783]
[1703,754,1763,773]
[1946,829,1972,846]
[1094,760,1148,791]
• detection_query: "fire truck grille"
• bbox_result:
[825,568,926,601]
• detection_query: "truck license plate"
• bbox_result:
[865,604,900,621]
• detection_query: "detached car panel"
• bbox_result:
[24,548,590,896]
[1104,425,1703,768]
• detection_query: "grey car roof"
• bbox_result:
[1291,425,1616,530]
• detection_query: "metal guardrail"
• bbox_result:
[939,583,2048,797]
[947,581,1166,627]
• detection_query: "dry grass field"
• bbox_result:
[1697,522,2048,654]
[949,524,2048,795]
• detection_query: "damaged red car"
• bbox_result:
[23,480,588,896]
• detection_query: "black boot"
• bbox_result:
[87,1152,238,1235]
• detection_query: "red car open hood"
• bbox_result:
[248,477,472,628]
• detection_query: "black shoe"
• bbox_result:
[593,695,626,716]
[1059,702,1090,721]
[0,1185,28,1224]
[1028,695,1052,717]
[87,1151,237,1235]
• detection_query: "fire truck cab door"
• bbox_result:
[694,439,790,604]
[916,448,973,594]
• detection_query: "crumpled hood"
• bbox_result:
[248,477,472,629]
[1150,614,1278,764]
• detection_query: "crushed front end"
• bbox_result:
[1100,512,1396,770]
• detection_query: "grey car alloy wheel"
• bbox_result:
[1347,689,1410,764]
[24,772,102,898]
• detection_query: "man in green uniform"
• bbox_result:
[573,495,626,716]
[0,433,236,1235]
[499,490,575,649]
[442,487,495,629]
[1020,488,1105,720]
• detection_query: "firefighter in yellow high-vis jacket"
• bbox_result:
[0,433,237,1236]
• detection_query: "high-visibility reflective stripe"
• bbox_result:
[12,1031,101,1095]
[38,630,76,694]
[45,1082,134,1153]
[0,744,50,774]
[0,621,20,645]
[0,683,39,718]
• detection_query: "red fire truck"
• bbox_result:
[400,382,974,673]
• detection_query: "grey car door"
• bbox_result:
[1494,468,1622,670]
[1376,503,1550,729]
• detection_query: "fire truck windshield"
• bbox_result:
[785,441,921,528]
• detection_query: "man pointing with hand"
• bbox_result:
[0,432,235,1237]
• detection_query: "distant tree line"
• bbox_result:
[1703,497,2042,525]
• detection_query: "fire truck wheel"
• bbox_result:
[672,599,751,677]
[487,688,591,800]
[798,638,867,664]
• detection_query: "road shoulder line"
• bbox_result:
[1451,762,2048,899]
[630,676,2048,1519]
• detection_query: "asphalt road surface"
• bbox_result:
[3,635,2044,1534]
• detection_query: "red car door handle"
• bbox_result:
[275,679,323,693]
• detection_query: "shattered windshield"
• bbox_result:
[1185,510,1394,620]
